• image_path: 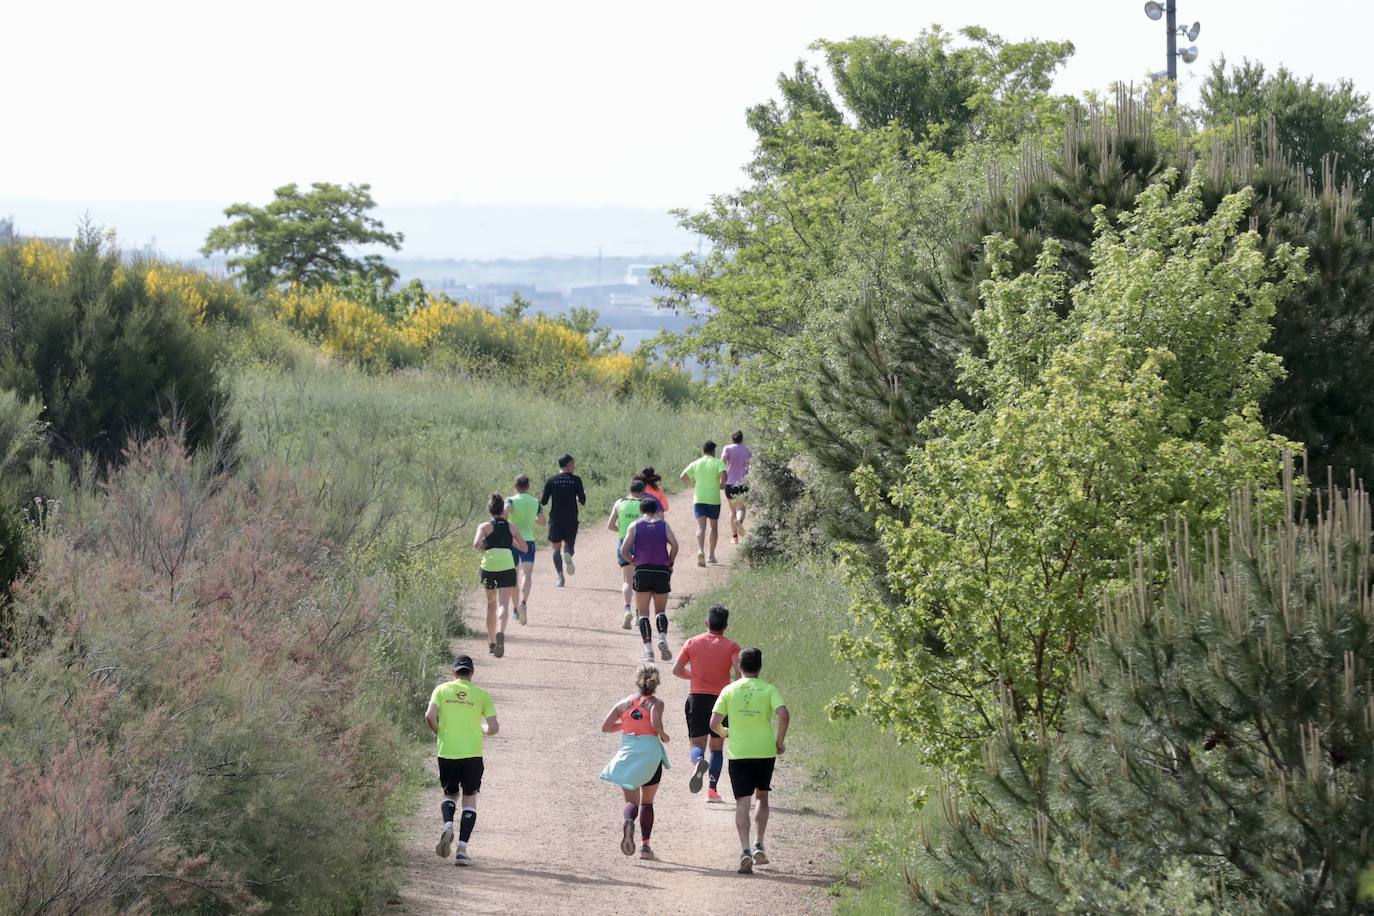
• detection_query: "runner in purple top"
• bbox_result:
[721,431,753,544]
[621,498,680,662]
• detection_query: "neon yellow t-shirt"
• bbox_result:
[430,679,495,759]
[508,492,540,541]
[614,497,642,538]
[682,456,726,506]
[712,677,784,759]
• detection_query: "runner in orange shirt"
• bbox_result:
[671,604,741,802]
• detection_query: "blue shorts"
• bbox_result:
[511,540,535,565]
[616,538,633,568]
[693,503,721,520]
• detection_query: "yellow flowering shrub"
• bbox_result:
[144,263,212,323]
[18,240,69,286]
[274,285,400,368]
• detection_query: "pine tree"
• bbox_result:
[913,457,1374,913]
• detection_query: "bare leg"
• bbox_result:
[734,795,752,850]
[753,790,770,845]
[727,497,740,538]
[484,589,497,645]
[695,517,707,557]
[707,518,719,559]
[519,561,534,604]
[620,565,634,607]
[497,586,515,633]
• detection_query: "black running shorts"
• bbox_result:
[642,762,663,787]
[632,564,672,595]
[728,757,776,798]
[685,692,719,739]
[438,756,484,795]
[480,568,517,590]
[547,520,578,549]
[724,484,749,499]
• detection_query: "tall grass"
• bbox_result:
[677,561,933,915]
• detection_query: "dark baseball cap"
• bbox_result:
[452,655,475,672]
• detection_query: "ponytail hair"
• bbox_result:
[488,493,505,516]
[635,662,661,695]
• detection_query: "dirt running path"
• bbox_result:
[393,495,839,915]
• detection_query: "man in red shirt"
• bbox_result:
[672,604,741,802]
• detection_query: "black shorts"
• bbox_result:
[547,520,578,549]
[632,565,672,595]
[685,692,720,739]
[724,484,749,499]
[480,568,517,590]
[438,756,484,795]
[728,757,775,798]
[642,763,663,787]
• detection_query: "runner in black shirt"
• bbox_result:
[540,453,586,587]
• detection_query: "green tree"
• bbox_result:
[559,306,622,356]
[0,226,233,471]
[914,463,1374,913]
[202,182,403,293]
[834,176,1302,774]
[1201,57,1374,217]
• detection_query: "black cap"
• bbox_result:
[452,655,474,673]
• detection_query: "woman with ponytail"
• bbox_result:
[472,493,528,658]
[599,663,671,860]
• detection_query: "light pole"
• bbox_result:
[1144,1,1200,87]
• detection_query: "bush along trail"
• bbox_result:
[394,494,840,915]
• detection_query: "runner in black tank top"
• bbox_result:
[474,495,527,658]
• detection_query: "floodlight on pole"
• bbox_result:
[1141,0,1201,89]
[1144,1,1164,20]
[1180,45,1199,63]
[1186,21,1201,41]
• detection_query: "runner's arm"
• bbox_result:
[620,525,637,563]
[651,697,670,743]
[425,702,440,734]
[730,652,741,682]
[539,479,552,507]
[775,706,790,755]
[472,521,491,550]
[483,716,500,737]
[606,502,620,532]
[679,467,692,485]
[510,528,528,552]
[600,699,627,733]
[708,711,727,739]
[537,509,546,526]
[671,645,691,681]
[665,524,679,565]
[576,477,586,506]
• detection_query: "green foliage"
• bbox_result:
[202,182,404,293]
[1201,57,1374,217]
[836,176,1302,775]
[913,466,1374,914]
[557,306,623,356]
[0,228,233,471]
[652,26,1073,423]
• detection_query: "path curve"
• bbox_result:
[393,494,839,915]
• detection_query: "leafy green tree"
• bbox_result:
[1201,57,1374,217]
[652,27,1073,420]
[0,226,232,470]
[914,463,1374,913]
[202,182,403,293]
[559,306,622,356]
[834,176,1302,774]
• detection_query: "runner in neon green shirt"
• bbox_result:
[425,655,500,866]
[507,475,545,623]
[680,440,728,567]
[709,647,789,874]
[606,479,649,629]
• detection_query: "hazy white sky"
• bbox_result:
[4,0,1371,213]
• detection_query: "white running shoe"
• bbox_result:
[752,843,769,866]
[708,555,718,565]
[454,848,474,866]
[696,552,706,568]
[435,825,453,859]
[641,644,654,661]
[738,851,754,874]
[519,601,528,625]
[622,609,634,629]
[658,639,672,661]
[565,555,576,575]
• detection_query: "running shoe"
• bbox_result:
[706,788,724,804]
[488,643,496,656]
[620,819,636,855]
[435,825,453,859]
[658,639,672,661]
[519,602,529,625]
[511,605,520,623]
[494,632,505,658]
[557,574,566,588]
[732,534,740,544]
[697,552,706,568]
[752,843,769,866]
[622,609,634,630]
[738,851,754,874]
[640,644,654,661]
[708,555,718,565]
[688,757,708,794]
[454,849,474,866]
[639,843,655,860]
[565,555,576,575]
